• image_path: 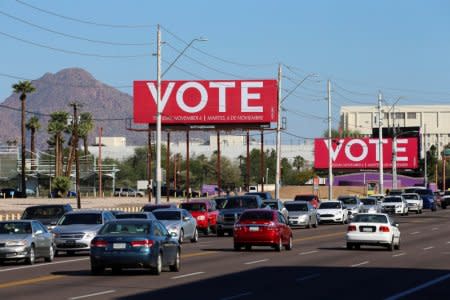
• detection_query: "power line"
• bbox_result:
[0,10,152,46]
[15,0,154,29]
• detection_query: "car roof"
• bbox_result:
[284,200,308,204]
[107,219,154,224]
[320,200,341,203]
[65,210,104,214]
[25,204,70,209]
[152,208,183,212]
[241,208,275,213]
[180,200,209,204]
[0,220,33,223]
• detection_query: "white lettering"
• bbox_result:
[368,139,388,162]
[209,82,235,112]
[241,82,263,112]
[396,139,408,162]
[146,82,175,113]
[176,82,208,113]
[345,139,368,162]
[323,139,344,162]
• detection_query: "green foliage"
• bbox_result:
[322,128,362,138]
[26,116,41,132]
[48,111,69,136]
[52,176,71,196]
[12,80,35,100]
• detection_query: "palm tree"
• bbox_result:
[79,112,94,156]
[26,116,41,171]
[293,155,305,171]
[12,80,36,194]
[48,112,69,177]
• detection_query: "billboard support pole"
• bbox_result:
[260,130,265,192]
[378,92,384,194]
[327,80,333,200]
[275,64,282,200]
[155,24,162,204]
[424,124,428,187]
[217,130,221,196]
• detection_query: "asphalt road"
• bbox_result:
[1,209,450,300]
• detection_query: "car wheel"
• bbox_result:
[416,210,419,214]
[112,267,122,274]
[406,210,409,216]
[91,262,105,275]
[432,205,437,212]
[285,235,293,251]
[394,238,401,250]
[54,250,60,257]
[190,228,199,243]
[169,248,180,272]
[274,237,283,252]
[217,229,224,237]
[151,252,162,275]
[346,243,353,250]
[26,245,35,265]
[387,238,394,251]
[245,245,252,251]
[306,219,311,229]
[442,205,447,210]
[179,229,184,244]
[234,243,241,251]
[44,244,55,262]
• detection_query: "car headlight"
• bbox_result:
[299,215,308,220]
[197,215,206,221]
[395,205,402,208]
[5,240,27,247]
[85,232,97,239]
[169,225,180,232]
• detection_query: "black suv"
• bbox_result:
[21,204,73,230]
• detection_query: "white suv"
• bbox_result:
[114,187,144,197]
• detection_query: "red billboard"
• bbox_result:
[133,80,278,124]
[314,137,419,169]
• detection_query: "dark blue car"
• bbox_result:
[414,189,437,211]
[90,219,180,275]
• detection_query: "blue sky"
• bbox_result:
[0,0,449,143]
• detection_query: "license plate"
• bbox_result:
[249,226,259,232]
[362,227,373,232]
[113,243,126,249]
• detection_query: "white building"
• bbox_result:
[340,105,450,157]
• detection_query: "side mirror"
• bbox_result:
[394,223,399,227]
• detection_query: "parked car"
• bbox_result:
[115,212,156,220]
[294,194,320,208]
[141,203,178,212]
[0,220,55,264]
[0,188,26,198]
[216,195,264,236]
[338,195,363,220]
[401,193,423,214]
[152,208,198,243]
[179,200,219,235]
[262,199,289,220]
[21,204,73,231]
[359,197,381,213]
[317,200,348,224]
[233,209,293,251]
[90,219,180,275]
[284,200,319,228]
[114,187,144,197]
[52,210,115,255]
[346,213,401,251]
[381,196,409,215]
[440,191,450,209]
[245,192,273,200]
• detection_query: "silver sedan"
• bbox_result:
[0,220,55,265]
[152,208,198,244]
[285,201,319,228]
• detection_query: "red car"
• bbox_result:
[233,209,293,251]
[179,200,218,235]
[294,194,320,208]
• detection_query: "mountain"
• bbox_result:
[0,68,202,151]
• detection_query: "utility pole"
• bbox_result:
[70,102,81,209]
[327,80,333,199]
[275,64,282,200]
[166,131,170,202]
[378,92,384,194]
[98,127,103,197]
[147,127,152,203]
[424,124,428,187]
[217,131,221,196]
[155,24,162,204]
[392,106,397,189]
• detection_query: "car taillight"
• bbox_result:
[266,222,278,231]
[347,225,356,232]
[130,239,154,248]
[91,239,108,248]
[379,226,390,232]
[234,224,245,231]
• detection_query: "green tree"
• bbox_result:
[322,128,362,138]
[12,80,36,194]
[51,176,71,197]
[79,112,94,156]
[293,155,305,171]
[48,111,69,177]
[26,116,41,171]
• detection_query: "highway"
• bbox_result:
[1,209,450,300]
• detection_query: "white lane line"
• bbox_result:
[424,246,435,251]
[410,231,420,235]
[446,241,450,244]
[432,228,439,231]
[299,250,318,256]
[244,259,269,265]
[68,290,116,300]
[392,253,406,257]
[296,273,321,282]
[220,292,253,300]
[0,258,89,273]
[384,272,450,300]
[351,261,369,267]
[171,272,205,279]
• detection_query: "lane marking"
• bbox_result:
[432,228,439,231]
[423,246,434,250]
[244,259,269,265]
[171,272,205,279]
[0,275,64,289]
[351,261,369,267]
[410,231,420,235]
[299,250,318,256]
[0,258,89,273]
[392,253,406,257]
[68,290,116,300]
[220,292,253,300]
[384,272,450,300]
[182,251,217,258]
[447,241,450,244]
[294,232,343,242]
[296,273,321,282]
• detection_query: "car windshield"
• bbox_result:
[319,202,341,209]
[383,197,402,203]
[116,214,148,219]
[0,222,32,234]
[246,193,270,200]
[294,195,314,201]
[339,198,357,205]
[415,189,433,196]
[142,205,172,212]
[224,197,259,209]
[402,194,419,200]
[352,214,388,223]
[22,206,65,219]
[153,211,181,221]
[264,202,278,209]
[285,203,308,211]
[180,203,207,212]
[361,198,376,205]
[99,222,150,235]
[240,211,273,221]
[389,190,403,195]
[214,198,228,209]
[58,213,102,225]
